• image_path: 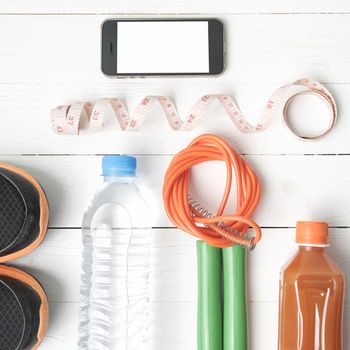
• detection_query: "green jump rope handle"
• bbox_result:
[222,245,248,350]
[197,241,223,350]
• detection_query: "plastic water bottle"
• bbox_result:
[78,156,151,350]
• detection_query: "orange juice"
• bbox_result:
[278,221,345,350]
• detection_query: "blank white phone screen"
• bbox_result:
[117,21,209,74]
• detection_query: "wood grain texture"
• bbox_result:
[12,228,350,349]
[1,0,350,14]
[1,13,349,155]
[0,5,349,350]
[0,81,347,155]
[0,15,349,84]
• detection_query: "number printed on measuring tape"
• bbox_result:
[50,78,337,141]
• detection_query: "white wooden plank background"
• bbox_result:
[1,14,350,154]
[1,1,350,349]
[1,1,350,14]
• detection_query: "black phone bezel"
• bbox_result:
[101,18,224,76]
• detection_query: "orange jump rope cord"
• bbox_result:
[163,134,262,249]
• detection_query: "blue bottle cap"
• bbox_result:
[102,155,137,177]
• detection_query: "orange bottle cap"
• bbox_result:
[296,221,329,246]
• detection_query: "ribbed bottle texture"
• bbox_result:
[78,169,151,350]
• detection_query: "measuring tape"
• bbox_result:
[51,78,337,141]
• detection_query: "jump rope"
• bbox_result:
[163,134,261,349]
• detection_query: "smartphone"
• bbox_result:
[101,18,224,77]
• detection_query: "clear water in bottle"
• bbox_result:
[78,156,151,350]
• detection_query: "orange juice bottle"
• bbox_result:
[278,221,345,350]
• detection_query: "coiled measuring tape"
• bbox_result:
[51,78,337,141]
